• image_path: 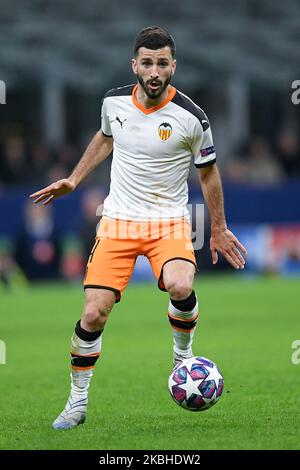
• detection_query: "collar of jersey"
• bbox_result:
[132,84,176,114]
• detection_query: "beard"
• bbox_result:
[137,73,172,100]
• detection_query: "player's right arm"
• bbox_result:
[30,131,113,205]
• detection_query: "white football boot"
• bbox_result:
[52,396,87,430]
[173,348,194,367]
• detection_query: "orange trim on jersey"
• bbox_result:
[132,84,176,115]
[168,312,198,323]
[71,365,95,371]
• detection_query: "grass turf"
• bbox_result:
[0,275,299,450]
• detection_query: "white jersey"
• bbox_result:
[101,84,216,221]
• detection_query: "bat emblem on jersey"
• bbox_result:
[158,122,172,141]
[113,116,127,128]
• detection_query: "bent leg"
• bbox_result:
[52,288,116,430]
[53,218,138,430]
[70,287,116,400]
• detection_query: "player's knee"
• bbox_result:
[83,300,113,329]
[165,279,193,301]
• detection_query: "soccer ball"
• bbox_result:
[168,356,224,411]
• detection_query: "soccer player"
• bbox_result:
[30,26,247,430]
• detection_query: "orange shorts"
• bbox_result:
[83,217,197,302]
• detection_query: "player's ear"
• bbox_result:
[131,59,138,75]
[171,59,177,76]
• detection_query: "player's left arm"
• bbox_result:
[197,164,247,269]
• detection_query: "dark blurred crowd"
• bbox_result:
[1,130,300,190]
[0,130,300,287]
[0,136,78,188]
[0,184,229,289]
[0,185,105,287]
[224,131,300,184]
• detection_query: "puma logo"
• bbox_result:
[114,116,127,128]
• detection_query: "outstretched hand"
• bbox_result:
[29,178,75,205]
[210,228,247,269]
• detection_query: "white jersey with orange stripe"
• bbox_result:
[100,84,216,221]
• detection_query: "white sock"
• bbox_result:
[69,323,102,403]
[168,297,198,358]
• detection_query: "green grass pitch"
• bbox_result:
[0,275,300,450]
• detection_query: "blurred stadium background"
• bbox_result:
[1,0,300,284]
[0,0,300,450]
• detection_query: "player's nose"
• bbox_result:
[150,66,159,79]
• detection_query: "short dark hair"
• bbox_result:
[134,26,176,58]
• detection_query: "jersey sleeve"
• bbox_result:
[190,114,216,168]
[100,96,112,137]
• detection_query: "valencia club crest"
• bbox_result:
[158,122,173,141]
